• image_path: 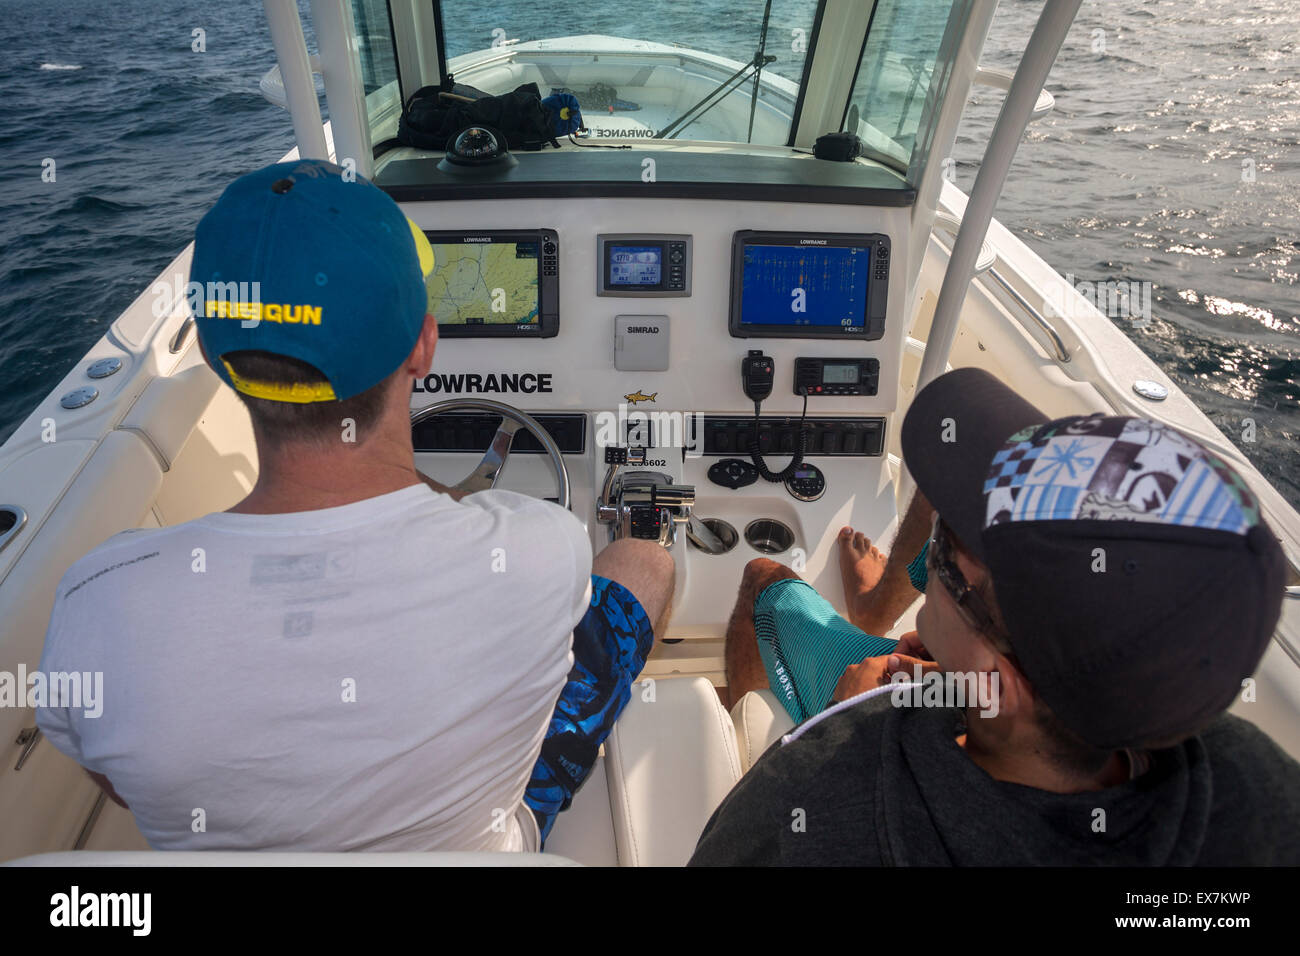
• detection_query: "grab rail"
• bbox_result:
[985,267,1071,363]
[0,505,26,556]
[169,316,194,353]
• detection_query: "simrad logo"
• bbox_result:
[412,372,553,394]
[626,326,659,333]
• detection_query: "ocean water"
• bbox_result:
[954,0,1299,507]
[0,0,1295,505]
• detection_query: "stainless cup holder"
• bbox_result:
[687,517,738,555]
[744,518,794,555]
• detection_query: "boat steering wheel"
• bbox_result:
[410,398,571,510]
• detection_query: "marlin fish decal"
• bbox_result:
[624,391,658,405]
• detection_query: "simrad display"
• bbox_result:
[596,234,692,297]
[610,246,662,286]
[729,231,889,339]
[422,229,559,338]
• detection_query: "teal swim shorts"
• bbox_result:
[753,578,897,724]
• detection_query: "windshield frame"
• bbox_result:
[357,0,966,201]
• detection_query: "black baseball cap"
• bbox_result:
[902,367,1286,749]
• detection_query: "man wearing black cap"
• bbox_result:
[692,367,1300,865]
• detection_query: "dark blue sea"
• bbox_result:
[0,0,1295,504]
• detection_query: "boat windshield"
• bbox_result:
[351,0,970,186]
[842,0,970,177]
[436,0,819,148]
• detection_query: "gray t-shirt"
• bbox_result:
[690,692,1300,866]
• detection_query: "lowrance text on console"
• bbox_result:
[412,372,554,394]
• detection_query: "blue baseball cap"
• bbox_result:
[190,159,434,403]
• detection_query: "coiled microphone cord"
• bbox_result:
[748,387,810,482]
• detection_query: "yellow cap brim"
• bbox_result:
[223,359,338,403]
[407,218,434,277]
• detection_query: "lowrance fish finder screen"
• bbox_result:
[729,231,889,340]
[741,245,868,327]
[608,245,662,286]
[422,229,559,337]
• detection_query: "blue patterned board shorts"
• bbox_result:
[524,574,655,844]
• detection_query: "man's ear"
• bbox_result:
[987,650,1033,721]
[405,313,437,377]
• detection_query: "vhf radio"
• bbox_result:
[793,357,879,396]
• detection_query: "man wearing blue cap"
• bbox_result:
[35,159,674,853]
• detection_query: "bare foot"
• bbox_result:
[837,527,892,635]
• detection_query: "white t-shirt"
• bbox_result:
[36,485,592,852]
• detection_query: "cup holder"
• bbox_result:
[744,518,795,555]
[688,517,738,555]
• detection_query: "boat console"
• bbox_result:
[405,195,914,677]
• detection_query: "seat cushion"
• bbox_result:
[543,753,619,865]
[730,689,795,772]
[605,677,742,866]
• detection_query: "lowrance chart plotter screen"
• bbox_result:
[729,231,890,340]
[422,229,559,337]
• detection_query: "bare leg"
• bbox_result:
[840,490,933,635]
[724,558,801,709]
[591,538,676,638]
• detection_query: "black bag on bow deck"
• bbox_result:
[396,79,559,152]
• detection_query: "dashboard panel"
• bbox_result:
[403,198,909,420]
[403,196,913,641]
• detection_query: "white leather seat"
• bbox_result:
[730,689,794,772]
[544,753,619,865]
[5,677,743,867]
[605,676,742,866]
